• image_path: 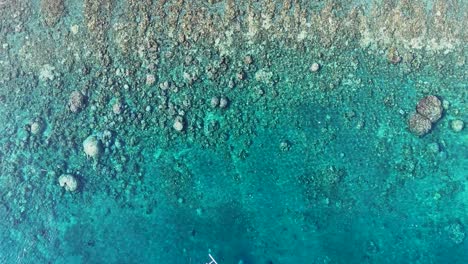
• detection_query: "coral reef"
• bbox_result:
[30,119,44,135]
[40,0,64,26]
[69,91,86,113]
[83,135,102,159]
[417,95,443,123]
[450,119,464,132]
[408,112,432,136]
[58,174,78,192]
[0,0,466,263]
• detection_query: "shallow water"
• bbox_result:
[0,0,467,263]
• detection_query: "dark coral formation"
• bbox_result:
[68,91,86,113]
[40,0,64,26]
[408,112,432,136]
[408,95,444,136]
[417,95,443,123]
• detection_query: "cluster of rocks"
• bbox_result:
[210,96,229,109]
[56,134,106,192]
[408,95,443,136]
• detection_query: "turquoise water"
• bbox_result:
[0,0,467,263]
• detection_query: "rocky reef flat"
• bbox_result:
[0,0,466,263]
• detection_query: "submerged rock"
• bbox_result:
[445,221,466,245]
[450,119,464,132]
[408,112,432,136]
[30,119,45,135]
[409,95,444,136]
[83,135,103,158]
[219,97,229,109]
[173,116,185,132]
[112,100,124,115]
[210,96,219,108]
[310,62,321,72]
[416,95,443,123]
[69,91,86,113]
[58,174,78,192]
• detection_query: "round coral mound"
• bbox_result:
[450,119,464,132]
[416,95,443,123]
[58,174,78,192]
[408,112,432,136]
[30,119,44,135]
[83,135,102,158]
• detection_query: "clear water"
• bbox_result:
[0,1,467,263]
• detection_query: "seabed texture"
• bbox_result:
[0,0,467,263]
